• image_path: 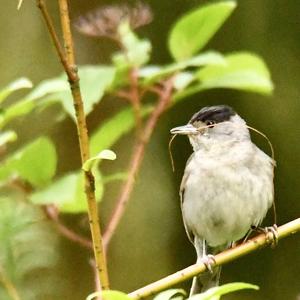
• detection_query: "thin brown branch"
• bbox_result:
[128,218,300,299]
[0,265,21,300]
[58,0,75,65]
[37,0,109,290]
[36,0,75,81]
[44,205,93,249]
[129,68,142,136]
[103,79,174,249]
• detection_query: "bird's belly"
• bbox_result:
[182,163,272,247]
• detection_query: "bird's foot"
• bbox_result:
[251,224,278,248]
[201,254,216,273]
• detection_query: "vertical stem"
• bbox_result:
[36,0,109,290]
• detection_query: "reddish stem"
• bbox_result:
[103,79,174,249]
[44,205,93,249]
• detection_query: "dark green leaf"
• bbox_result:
[90,105,153,156]
[168,1,236,61]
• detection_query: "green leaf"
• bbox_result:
[0,78,33,104]
[0,131,17,146]
[173,72,195,90]
[0,98,36,129]
[139,52,226,85]
[90,105,153,156]
[26,77,69,101]
[196,52,274,94]
[154,289,186,300]
[0,197,60,299]
[82,150,116,171]
[118,22,151,67]
[0,137,57,188]
[168,1,236,61]
[173,52,273,102]
[87,290,132,300]
[189,282,259,300]
[30,169,103,213]
[27,66,116,119]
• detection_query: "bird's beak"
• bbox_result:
[170,124,198,135]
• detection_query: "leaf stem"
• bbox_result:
[128,218,300,299]
[103,79,174,249]
[36,0,109,290]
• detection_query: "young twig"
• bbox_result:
[44,205,93,249]
[128,218,300,299]
[103,79,174,249]
[36,0,109,290]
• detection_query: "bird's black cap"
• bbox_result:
[189,105,236,124]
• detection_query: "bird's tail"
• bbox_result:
[189,264,221,296]
[190,237,225,296]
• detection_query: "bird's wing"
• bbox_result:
[180,153,195,244]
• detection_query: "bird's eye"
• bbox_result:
[206,120,215,127]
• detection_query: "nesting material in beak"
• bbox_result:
[170,124,199,135]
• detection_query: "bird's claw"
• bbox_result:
[264,224,278,248]
[201,254,216,273]
[252,224,278,248]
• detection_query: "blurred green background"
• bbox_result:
[0,0,299,299]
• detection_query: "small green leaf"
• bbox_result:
[189,282,259,300]
[168,1,236,61]
[0,78,33,104]
[196,52,274,94]
[82,150,116,171]
[140,52,226,85]
[0,131,17,146]
[154,289,186,300]
[0,137,57,188]
[87,290,132,300]
[90,105,153,156]
[30,169,103,213]
[118,22,151,67]
[173,72,195,90]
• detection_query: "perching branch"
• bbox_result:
[36,0,109,290]
[128,218,300,299]
[103,79,174,249]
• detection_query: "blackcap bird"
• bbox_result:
[170,105,275,295]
